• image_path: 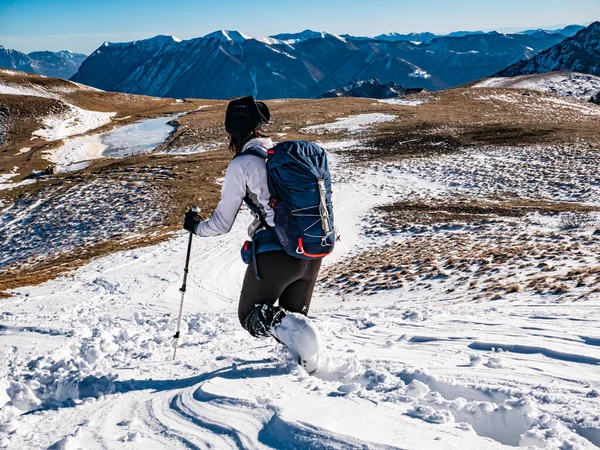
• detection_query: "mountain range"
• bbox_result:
[69,28,570,99]
[0,46,86,79]
[1,23,594,99]
[342,25,585,44]
[496,22,600,78]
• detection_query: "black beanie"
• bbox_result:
[224,96,270,134]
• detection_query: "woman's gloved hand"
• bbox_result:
[183,206,202,233]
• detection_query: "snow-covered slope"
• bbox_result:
[375,32,438,43]
[473,71,600,100]
[496,22,600,77]
[1,111,600,449]
[0,69,115,142]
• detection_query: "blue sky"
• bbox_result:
[0,0,598,54]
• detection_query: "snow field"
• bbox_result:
[1,114,600,448]
[473,90,600,118]
[473,73,600,100]
[379,98,426,106]
[32,103,115,141]
[302,113,396,134]
[159,142,220,155]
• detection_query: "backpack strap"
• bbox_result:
[235,147,278,235]
[234,147,278,280]
[233,147,269,159]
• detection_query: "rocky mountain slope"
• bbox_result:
[70,29,567,99]
[496,22,600,77]
[318,78,422,99]
[0,45,86,79]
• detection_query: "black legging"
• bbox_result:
[238,251,322,329]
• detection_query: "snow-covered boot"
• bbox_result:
[270,313,321,374]
[245,304,321,373]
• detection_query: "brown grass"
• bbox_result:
[2,73,600,295]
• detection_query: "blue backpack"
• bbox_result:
[241,140,336,261]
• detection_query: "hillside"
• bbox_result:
[1,69,600,448]
[70,29,566,99]
[471,71,600,100]
[496,22,600,77]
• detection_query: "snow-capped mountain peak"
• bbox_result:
[102,35,181,49]
[270,29,347,44]
[203,30,251,43]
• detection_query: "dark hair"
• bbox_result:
[228,129,269,156]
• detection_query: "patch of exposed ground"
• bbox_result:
[320,214,600,300]
[322,89,599,164]
[376,199,600,228]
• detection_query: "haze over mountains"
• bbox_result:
[0,46,86,79]
[69,27,573,99]
[343,24,585,44]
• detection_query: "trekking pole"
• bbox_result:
[173,205,201,361]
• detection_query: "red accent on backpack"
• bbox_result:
[296,237,330,258]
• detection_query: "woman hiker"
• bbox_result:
[182,96,325,345]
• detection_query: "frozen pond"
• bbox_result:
[101,116,177,158]
[44,115,178,167]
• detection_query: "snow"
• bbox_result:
[1,115,600,449]
[302,113,396,134]
[0,178,37,191]
[274,30,347,44]
[159,142,221,155]
[203,30,251,44]
[272,313,321,373]
[0,173,17,183]
[409,68,432,79]
[0,171,37,191]
[265,45,297,59]
[16,147,31,155]
[379,98,426,106]
[474,90,600,116]
[44,134,107,166]
[33,104,115,141]
[473,72,600,100]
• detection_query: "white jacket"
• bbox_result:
[195,137,275,238]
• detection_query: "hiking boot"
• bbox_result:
[245,304,286,338]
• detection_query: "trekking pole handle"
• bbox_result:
[189,204,201,215]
